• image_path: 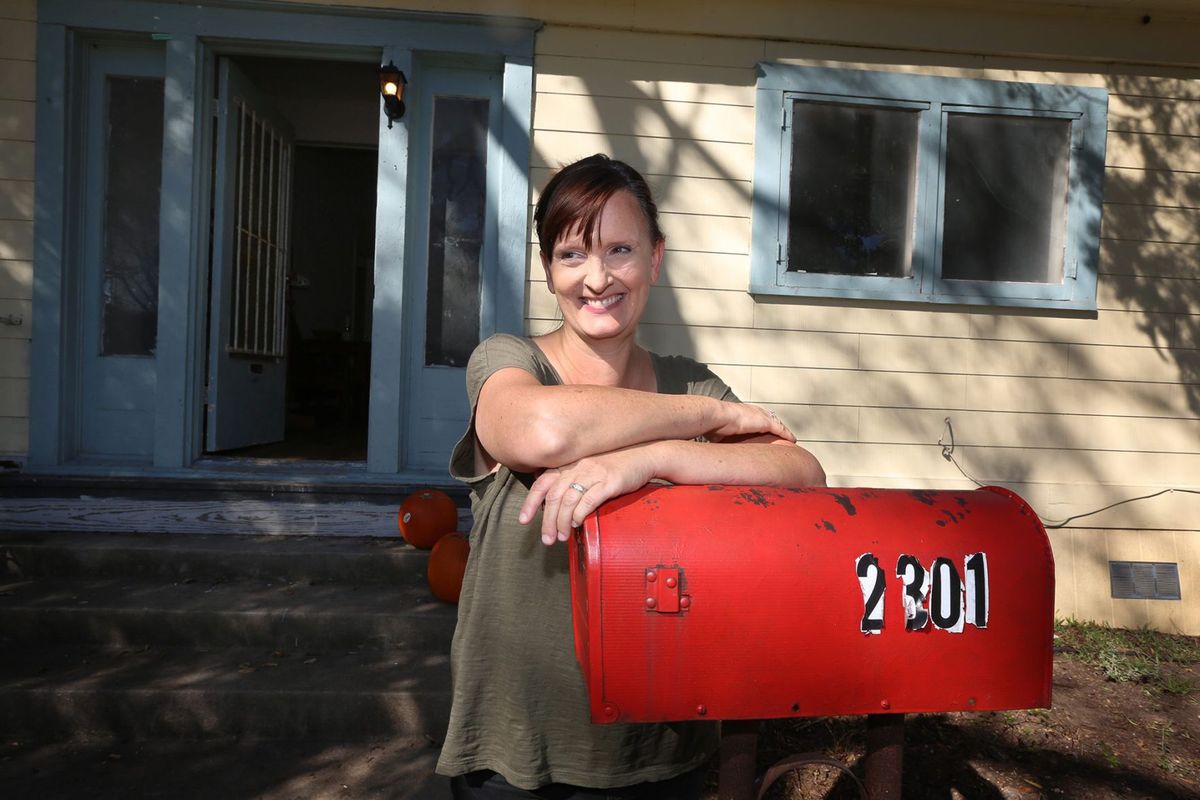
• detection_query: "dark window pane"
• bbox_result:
[942,114,1070,284]
[787,100,919,277]
[101,76,164,355]
[425,96,487,368]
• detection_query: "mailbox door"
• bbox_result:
[571,485,1054,724]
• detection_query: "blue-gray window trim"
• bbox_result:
[31,0,537,473]
[751,63,1109,310]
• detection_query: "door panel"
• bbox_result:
[403,68,502,472]
[79,44,165,459]
[206,59,294,452]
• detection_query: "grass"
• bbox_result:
[1055,618,1199,697]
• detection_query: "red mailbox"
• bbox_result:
[569,485,1053,724]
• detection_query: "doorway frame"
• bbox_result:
[30,0,536,481]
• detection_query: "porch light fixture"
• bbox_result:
[378,61,407,127]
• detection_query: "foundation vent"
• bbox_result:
[1109,561,1181,601]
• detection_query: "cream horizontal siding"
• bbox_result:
[0,0,35,458]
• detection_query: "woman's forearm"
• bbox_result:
[478,375,791,471]
[647,438,827,488]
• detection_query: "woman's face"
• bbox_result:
[541,190,664,344]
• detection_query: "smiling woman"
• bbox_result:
[436,154,825,799]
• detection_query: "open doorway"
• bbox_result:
[203,55,378,462]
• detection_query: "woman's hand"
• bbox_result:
[518,445,660,545]
[710,402,795,443]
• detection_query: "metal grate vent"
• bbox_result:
[1109,561,1181,600]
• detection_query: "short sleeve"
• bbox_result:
[652,353,739,402]
[449,335,556,483]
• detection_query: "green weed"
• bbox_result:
[1055,619,1198,697]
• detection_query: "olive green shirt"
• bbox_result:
[435,334,735,790]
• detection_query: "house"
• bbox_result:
[0,0,1197,634]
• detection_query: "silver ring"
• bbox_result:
[568,482,587,494]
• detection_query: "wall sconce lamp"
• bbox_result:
[378,62,408,128]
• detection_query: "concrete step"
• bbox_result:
[0,645,452,743]
[0,575,458,650]
[0,739,452,800]
[1,532,436,584]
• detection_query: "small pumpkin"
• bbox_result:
[427,532,470,604]
[397,489,457,549]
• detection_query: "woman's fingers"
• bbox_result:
[714,403,795,442]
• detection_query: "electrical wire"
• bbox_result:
[937,416,1200,529]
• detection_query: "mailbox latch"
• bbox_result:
[645,567,690,613]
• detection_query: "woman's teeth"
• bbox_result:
[584,294,624,308]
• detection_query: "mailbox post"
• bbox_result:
[568,485,1054,798]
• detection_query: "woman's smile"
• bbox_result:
[581,293,626,312]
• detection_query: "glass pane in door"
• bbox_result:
[425,96,488,368]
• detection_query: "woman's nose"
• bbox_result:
[583,255,611,292]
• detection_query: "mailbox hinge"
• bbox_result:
[645,567,690,613]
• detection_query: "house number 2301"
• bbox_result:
[856,552,989,634]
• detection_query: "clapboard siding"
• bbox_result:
[0,58,35,102]
[536,25,766,68]
[1108,95,1200,137]
[1104,168,1200,209]
[1106,130,1200,173]
[1097,275,1198,314]
[793,440,1197,488]
[534,55,755,106]
[0,99,34,141]
[1176,315,1199,349]
[0,140,34,181]
[0,298,30,335]
[0,338,29,378]
[0,180,33,221]
[0,260,31,299]
[0,219,33,261]
[751,368,1197,420]
[0,416,27,453]
[1102,204,1200,245]
[0,376,27,416]
[1100,239,1199,278]
[855,407,1200,454]
[532,129,754,181]
[534,93,755,144]
[0,21,35,62]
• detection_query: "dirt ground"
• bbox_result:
[742,621,1199,799]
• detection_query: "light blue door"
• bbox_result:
[402,66,502,472]
[205,59,294,452]
[78,44,166,460]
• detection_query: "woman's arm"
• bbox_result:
[520,436,826,545]
[475,367,794,472]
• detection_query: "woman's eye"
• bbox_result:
[610,245,632,256]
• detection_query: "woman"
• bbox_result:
[438,155,825,799]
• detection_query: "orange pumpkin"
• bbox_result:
[427,532,470,604]
[398,489,458,549]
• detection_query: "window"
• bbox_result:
[751,64,1108,309]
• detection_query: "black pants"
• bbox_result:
[449,765,707,800]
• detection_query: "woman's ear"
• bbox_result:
[650,238,665,285]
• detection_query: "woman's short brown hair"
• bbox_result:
[534,154,664,257]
